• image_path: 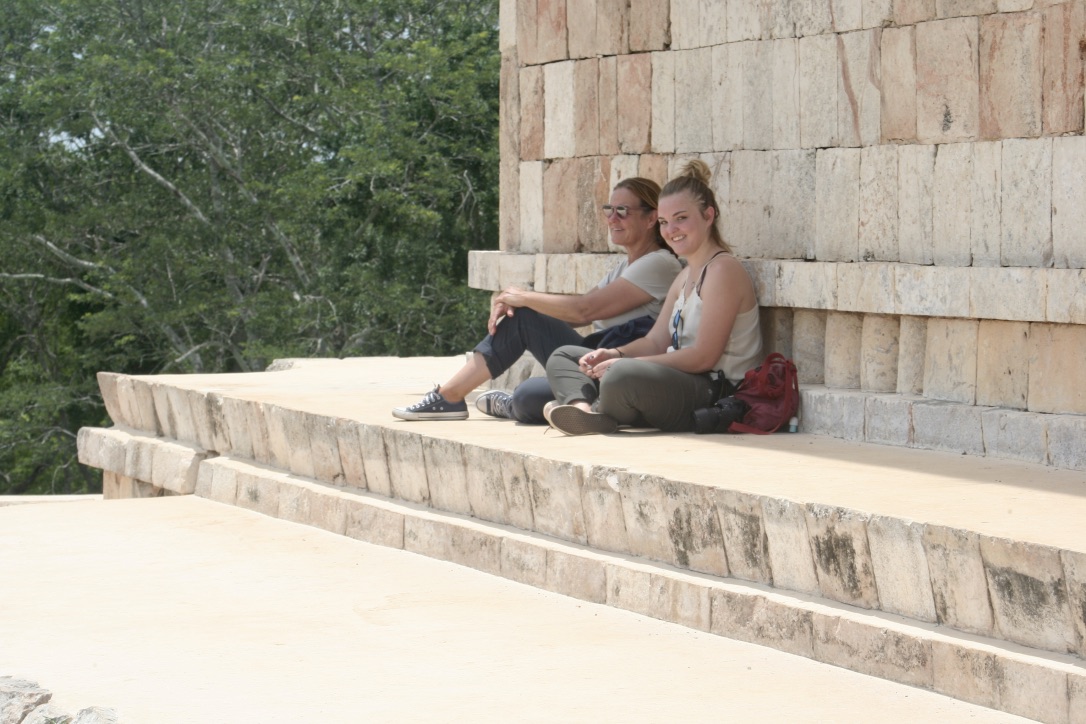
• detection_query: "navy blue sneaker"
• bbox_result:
[392,386,468,421]
[475,390,513,419]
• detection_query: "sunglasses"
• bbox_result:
[601,204,651,219]
[671,306,684,350]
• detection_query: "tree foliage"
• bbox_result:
[0,0,499,493]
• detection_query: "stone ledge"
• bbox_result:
[188,456,1086,724]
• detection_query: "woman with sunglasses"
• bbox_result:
[392,177,681,423]
[544,160,762,435]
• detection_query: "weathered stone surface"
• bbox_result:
[730,0,766,41]
[894,0,935,25]
[881,26,917,142]
[800,34,839,148]
[729,150,772,258]
[742,41,774,151]
[96,372,124,427]
[595,0,628,55]
[970,140,1002,267]
[815,148,860,262]
[975,320,1029,409]
[544,61,575,159]
[806,504,880,609]
[792,0,834,37]
[767,151,814,260]
[981,536,1076,653]
[824,312,862,389]
[894,265,970,318]
[712,43,744,151]
[0,677,53,724]
[760,496,820,595]
[1048,269,1086,325]
[76,426,129,475]
[501,537,548,587]
[714,490,771,584]
[343,497,405,549]
[860,314,899,393]
[837,262,895,314]
[545,548,607,603]
[801,388,867,440]
[500,56,520,252]
[333,418,366,490]
[70,707,119,724]
[972,268,1047,323]
[1072,673,1086,724]
[461,445,508,526]
[535,0,569,64]
[383,429,429,505]
[813,614,932,687]
[119,377,159,435]
[675,48,714,153]
[980,408,1048,465]
[1001,137,1052,268]
[164,386,199,448]
[760,307,794,359]
[833,0,863,32]
[236,467,279,518]
[916,16,980,143]
[519,66,544,163]
[422,437,470,516]
[261,403,296,473]
[282,479,349,535]
[669,0,700,50]
[305,413,344,485]
[524,456,586,544]
[542,158,578,254]
[699,0,729,47]
[1048,413,1086,471]
[575,156,612,253]
[358,424,391,497]
[772,39,801,149]
[979,12,1043,139]
[572,59,599,157]
[793,310,827,385]
[932,142,973,266]
[617,472,673,564]
[1028,323,1086,415]
[710,588,816,657]
[858,146,897,262]
[868,515,937,621]
[447,522,504,576]
[579,465,629,554]
[912,400,986,455]
[897,144,936,265]
[565,0,596,59]
[777,261,837,309]
[650,51,675,153]
[628,0,669,52]
[102,471,163,500]
[150,439,206,495]
[1042,0,1086,135]
[1053,135,1086,268]
[616,54,653,154]
[403,516,453,561]
[607,565,711,631]
[596,56,619,157]
[838,29,882,148]
[1062,549,1086,657]
[896,316,926,394]
[864,393,913,446]
[23,703,73,724]
[519,162,545,253]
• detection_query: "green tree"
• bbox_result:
[0,0,499,494]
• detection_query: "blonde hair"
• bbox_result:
[660,160,731,253]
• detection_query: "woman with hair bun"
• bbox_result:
[545,160,763,435]
[393,177,681,424]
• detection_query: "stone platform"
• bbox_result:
[75,356,1086,723]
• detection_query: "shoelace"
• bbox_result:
[408,388,442,411]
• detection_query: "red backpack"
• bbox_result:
[728,353,800,434]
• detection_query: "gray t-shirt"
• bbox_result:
[593,249,683,331]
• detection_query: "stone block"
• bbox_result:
[770,150,816,260]
[617,472,673,564]
[447,523,503,577]
[650,52,675,153]
[164,386,198,447]
[305,413,344,485]
[463,445,510,526]
[824,312,863,388]
[972,268,1047,323]
[343,497,404,549]
[793,310,827,385]
[284,480,350,536]
[777,261,837,309]
[258,403,292,472]
[1042,1,1086,135]
[710,588,815,657]
[501,537,548,587]
[792,0,834,37]
[218,397,251,460]
[1048,413,1086,471]
[743,260,778,309]
[542,158,579,254]
[864,393,914,445]
[863,0,893,29]
[535,0,568,64]
[468,250,500,291]
[838,29,882,148]
[422,437,470,516]
[580,465,630,554]
[500,0,516,53]
[981,408,1048,465]
[712,43,744,152]
[970,140,1002,267]
[742,41,774,151]
[932,142,973,266]
[572,59,599,157]
[236,468,279,518]
[595,0,628,55]
[1063,549,1086,656]
[675,48,714,153]
[714,490,772,584]
[897,144,936,265]
[729,0,765,41]
[834,0,864,32]
[772,39,801,149]
[800,388,868,439]
[404,516,453,561]
[193,460,215,499]
[670,0,700,50]
[565,0,596,59]
[334,418,366,491]
[981,535,1076,653]
[544,61,575,159]
[97,372,124,426]
[1001,137,1053,268]
[183,388,217,453]
[868,515,937,621]
[815,148,860,262]
[760,496,820,595]
[122,377,159,435]
[520,67,545,165]
[806,504,880,609]
[860,314,899,392]
[628,0,669,52]
[1073,673,1086,724]
[542,253,578,294]
[975,320,1029,409]
[701,152,732,233]
[760,307,794,358]
[800,34,839,148]
[894,265,970,317]
[576,156,612,252]
[76,427,129,475]
[699,0,729,46]
[894,0,935,25]
[383,428,429,505]
[911,400,986,454]
[546,548,607,603]
[1029,323,1086,415]
[857,146,898,262]
[358,424,391,497]
[150,440,205,495]
[103,470,161,499]
[916,16,980,143]
[607,566,711,631]
[616,54,653,154]
[1048,269,1086,325]
[729,151,773,258]
[657,479,731,574]
[979,12,1043,139]
[519,162,545,254]
[812,614,932,687]
[525,456,587,544]
[1053,136,1086,268]
[597,57,619,157]
[837,263,896,314]
[897,316,927,394]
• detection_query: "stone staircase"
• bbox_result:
[76,357,1086,723]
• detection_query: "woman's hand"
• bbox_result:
[578,348,621,379]
[487,299,511,335]
[495,286,530,309]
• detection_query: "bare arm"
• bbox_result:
[493,277,654,328]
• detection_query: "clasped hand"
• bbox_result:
[488,286,529,335]
[578,348,620,379]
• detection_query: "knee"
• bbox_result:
[546,344,586,373]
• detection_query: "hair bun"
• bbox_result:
[680,159,712,186]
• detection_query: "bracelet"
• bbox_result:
[616,347,626,358]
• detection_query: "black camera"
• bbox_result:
[692,396,750,435]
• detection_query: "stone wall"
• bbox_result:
[469,0,1086,464]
